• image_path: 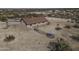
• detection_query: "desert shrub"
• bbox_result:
[47,14,52,17]
[47,42,58,51]
[4,35,15,42]
[55,24,62,30]
[71,21,74,23]
[0,16,7,22]
[55,27,62,30]
[76,21,79,23]
[70,35,79,41]
[64,25,71,29]
[26,14,43,17]
[57,24,59,26]
[47,38,72,51]
[67,20,70,22]
[73,24,79,28]
[46,22,50,25]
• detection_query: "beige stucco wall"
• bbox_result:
[27,22,48,28]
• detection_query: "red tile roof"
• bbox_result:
[23,16,48,25]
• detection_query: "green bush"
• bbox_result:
[0,16,7,22]
[47,38,72,51]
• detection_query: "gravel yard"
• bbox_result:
[0,17,79,51]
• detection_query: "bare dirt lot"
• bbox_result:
[0,17,79,51]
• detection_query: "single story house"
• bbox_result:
[22,16,49,27]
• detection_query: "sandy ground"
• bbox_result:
[0,17,79,51]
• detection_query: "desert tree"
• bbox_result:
[0,15,9,29]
